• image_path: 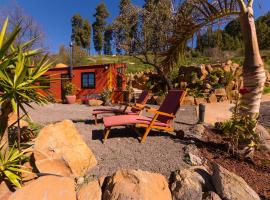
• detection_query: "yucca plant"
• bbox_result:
[0,144,29,188]
[0,18,52,148]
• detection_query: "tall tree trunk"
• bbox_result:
[240,7,266,118]
[0,100,13,149]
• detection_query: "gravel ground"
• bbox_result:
[27,103,198,178]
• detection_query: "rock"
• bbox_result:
[212,163,260,200]
[193,124,205,136]
[207,94,217,103]
[179,65,208,82]
[77,177,85,185]
[195,97,207,105]
[98,175,107,188]
[0,181,12,200]
[88,99,103,106]
[256,124,270,152]
[231,63,239,74]
[170,168,203,200]
[198,64,209,79]
[180,81,188,89]
[35,159,72,177]
[206,64,213,73]
[226,60,232,65]
[205,83,212,89]
[183,96,195,105]
[21,161,37,184]
[223,65,231,72]
[77,180,102,200]
[184,145,203,166]
[103,169,172,200]
[34,120,97,177]
[203,192,222,200]
[265,82,270,87]
[214,88,226,97]
[9,176,76,200]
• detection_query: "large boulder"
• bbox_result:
[89,99,103,106]
[203,192,222,200]
[183,96,195,105]
[256,124,270,152]
[212,163,260,200]
[77,180,102,200]
[35,159,72,177]
[9,176,76,200]
[0,181,12,200]
[34,120,97,177]
[103,169,172,200]
[207,94,217,103]
[195,97,207,105]
[170,168,205,200]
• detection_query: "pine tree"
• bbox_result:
[82,19,91,52]
[114,0,138,54]
[71,14,83,47]
[92,2,109,55]
[104,25,113,55]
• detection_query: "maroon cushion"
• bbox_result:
[157,90,185,123]
[103,115,168,127]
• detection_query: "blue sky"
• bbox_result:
[0,0,269,54]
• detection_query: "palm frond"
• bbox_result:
[163,0,242,70]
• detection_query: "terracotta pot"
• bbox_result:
[65,95,76,104]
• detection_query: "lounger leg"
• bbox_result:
[103,127,111,143]
[94,114,98,125]
[141,126,152,143]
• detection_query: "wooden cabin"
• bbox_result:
[43,63,127,103]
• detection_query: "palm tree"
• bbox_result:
[164,0,266,118]
[0,18,52,148]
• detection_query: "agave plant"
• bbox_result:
[0,144,29,188]
[0,18,52,148]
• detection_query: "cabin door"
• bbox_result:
[61,74,70,101]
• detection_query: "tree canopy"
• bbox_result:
[92,2,109,55]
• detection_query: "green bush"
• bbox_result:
[263,87,270,94]
[218,94,259,152]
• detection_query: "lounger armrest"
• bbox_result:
[146,108,158,113]
[147,109,175,118]
[131,103,145,111]
[155,111,176,118]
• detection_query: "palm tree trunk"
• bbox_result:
[0,100,13,149]
[239,7,266,118]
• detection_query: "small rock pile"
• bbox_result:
[129,60,270,105]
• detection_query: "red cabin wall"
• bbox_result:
[43,63,126,102]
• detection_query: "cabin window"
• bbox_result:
[81,72,95,89]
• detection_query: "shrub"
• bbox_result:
[263,87,270,94]
[101,88,112,103]
[218,93,259,152]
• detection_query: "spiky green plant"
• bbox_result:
[0,144,28,188]
[0,18,52,147]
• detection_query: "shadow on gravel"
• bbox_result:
[92,128,179,142]
[72,119,102,125]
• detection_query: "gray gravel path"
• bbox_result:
[27,103,198,178]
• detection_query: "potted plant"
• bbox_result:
[63,82,77,104]
[101,88,112,106]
